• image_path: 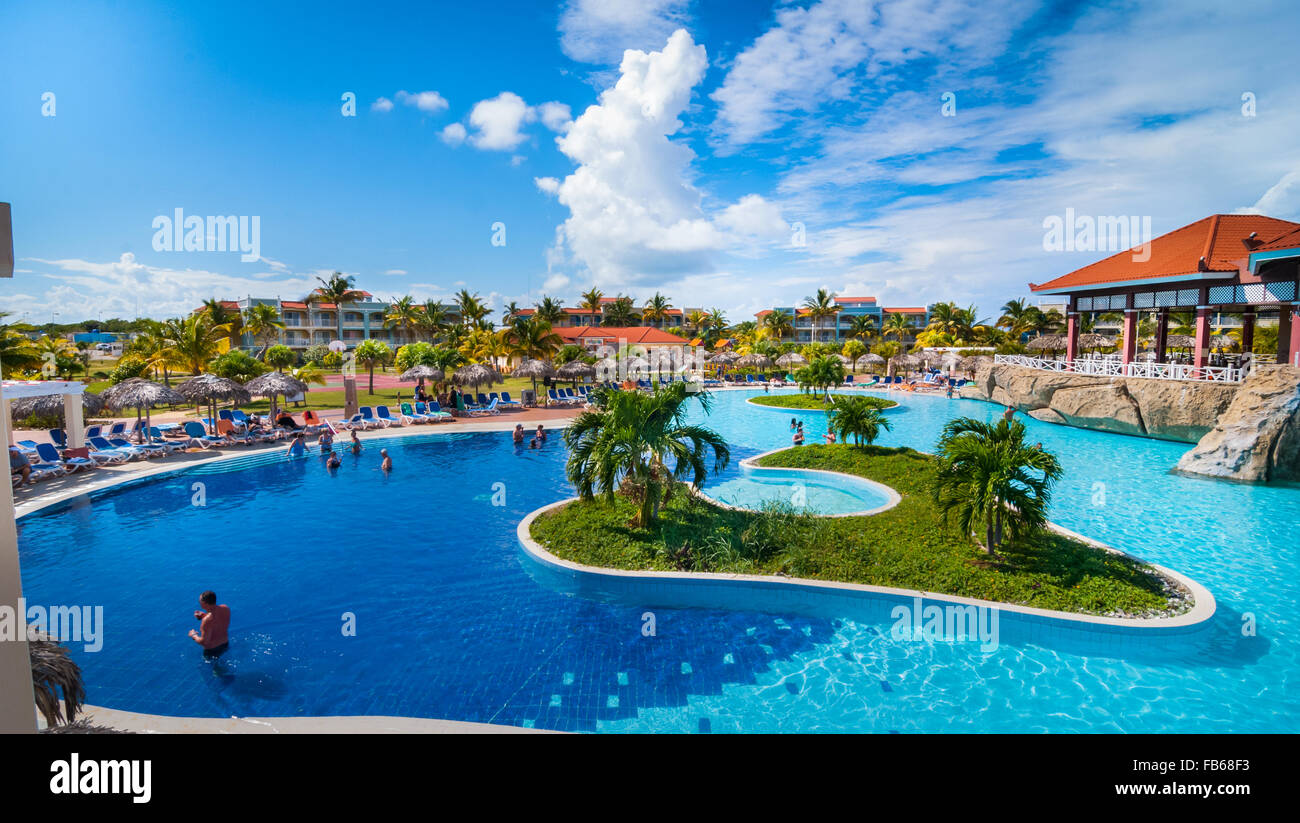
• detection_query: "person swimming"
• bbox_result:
[535,424,547,442]
[319,428,334,451]
[286,432,307,457]
[793,423,805,446]
[513,424,525,445]
[380,449,392,472]
[350,429,362,454]
[326,451,341,469]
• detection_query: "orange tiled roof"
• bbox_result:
[883,307,927,313]
[557,326,688,345]
[280,301,308,310]
[1031,214,1300,292]
[1253,224,1300,252]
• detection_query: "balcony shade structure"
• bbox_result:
[1029,214,1300,380]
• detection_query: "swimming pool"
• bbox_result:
[702,463,896,515]
[15,388,1300,732]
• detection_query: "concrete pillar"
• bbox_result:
[1122,308,1138,365]
[0,387,36,733]
[1193,306,1212,370]
[1241,310,1255,354]
[1155,308,1169,363]
[1066,310,1080,365]
[63,391,86,449]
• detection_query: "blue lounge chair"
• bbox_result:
[15,440,40,458]
[86,436,135,463]
[35,442,95,474]
[358,407,387,428]
[48,429,68,448]
[110,436,165,458]
[400,402,430,423]
[147,427,187,453]
[375,405,403,426]
[470,397,500,416]
[422,401,453,421]
[183,421,225,449]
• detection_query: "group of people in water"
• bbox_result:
[285,425,391,472]
[512,423,549,449]
[789,418,836,446]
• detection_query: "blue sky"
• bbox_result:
[2,0,1299,325]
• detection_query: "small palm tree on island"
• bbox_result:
[564,382,730,528]
[795,356,845,401]
[829,396,892,446]
[931,417,1063,554]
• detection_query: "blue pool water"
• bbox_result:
[15,388,1300,732]
[705,466,893,515]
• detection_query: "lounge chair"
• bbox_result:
[400,402,430,423]
[376,405,405,426]
[22,449,66,481]
[469,397,501,416]
[183,421,225,449]
[35,442,95,475]
[147,427,188,453]
[48,429,68,448]
[84,425,102,440]
[110,436,165,458]
[86,436,135,464]
[216,420,255,445]
[422,401,453,422]
[15,440,40,458]
[105,422,128,439]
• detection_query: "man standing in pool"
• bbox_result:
[380,449,392,472]
[189,590,230,658]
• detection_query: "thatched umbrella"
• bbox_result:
[29,632,85,728]
[775,352,807,368]
[830,353,853,366]
[399,364,444,395]
[101,378,185,442]
[856,353,885,372]
[9,391,103,426]
[734,353,773,372]
[706,352,736,364]
[1078,333,1115,351]
[959,354,992,374]
[453,363,503,395]
[1209,334,1235,350]
[513,359,555,404]
[176,374,251,435]
[890,353,922,377]
[1165,334,1196,349]
[557,359,595,392]
[244,371,308,422]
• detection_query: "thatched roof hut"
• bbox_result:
[855,353,885,370]
[175,374,250,406]
[1078,333,1115,349]
[244,371,308,421]
[99,379,186,439]
[734,353,773,370]
[775,352,807,367]
[557,360,596,380]
[1026,334,1068,351]
[399,364,444,384]
[1165,334,1197,348]
[453,363,503,389]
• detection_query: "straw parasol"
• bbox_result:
[399,364,444,394]
[830,353,853,365]
[889,353,922,375]
[706,352,737,364]
[775,352,807,368]
[557,360,595,382]
[959,354,992,373]
[1026,334,1068,351]
[101,378,186,441]
[9,391,104,426]
[513,359,555,403]
[243,371,308,422]
[1078,333,1115,350]
[1165,334,1197,349]
[452,363,503,392]
[856,353,885,371]
[734,353,773,371]
[176,374,251,435]
[1209,334,1235,349]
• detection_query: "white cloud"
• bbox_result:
[1237,170,1300,220]
[558,0,690,64]
[371,97,394,113]
[534,176,561,194]
[395,89,449,113]
[383,269,408,276]
[537,101,573,132]
[543,273,571,291]
[468,92,535,150]
[715,194,787,240]
[440,122,467,146]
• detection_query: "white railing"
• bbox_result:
[994,354,1246,383]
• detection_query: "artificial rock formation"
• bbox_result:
[1174,365,1300,483]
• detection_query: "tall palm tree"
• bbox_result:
[310,272,367,343]
[0,329,42,377]
[242,303,286,359]
[846,314,876,343]
[801,288,840,343]
[384,296,423,346]
[828,396,892,446]
[685,309,711,338]
[761,309,794,342]
[997,299,1039,339]
[454,289,487,328]
[602,295,640,326]
[419,300,450,342]
[578,287,604,318]
[642,292,673,327]
[564,382,730,528]
[352,339,391,394]
[501,301,522,326]
[162,314,226,375]
[201,298,244,350]
[534,296,567,326]
[931,417,1063,554]
[882,313,914,342]
[505,316,564,362]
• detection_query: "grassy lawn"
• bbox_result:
[748,393,897,411]
[530,444,1178,617]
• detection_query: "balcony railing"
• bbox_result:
[994,354,1248,383]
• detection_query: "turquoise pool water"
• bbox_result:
[15,388,1300,732]
[705,466,893,515]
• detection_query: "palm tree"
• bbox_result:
[931,417,1063,554]
[841,338,867,368]
[454,289,487,328]
[578,287,604,318]
[384,296,423,346]
[642,292,673,327]
[505,315,564,362]
[310,272,367,343]
[602,295,640,326]
[501,301,522,326]
[534,296,567,326]
[419,300,450,342]
[242,303,285,359]
[0,329,41,377]
[201,298,244,350]
[685,309,711,338]
[163,314,226,375]
[564,382,730,528]
[882,313,914,342]
[802,288,840,343]
[794,356,845,401]
[998,299,1038,339]
[828,396,892,446]
[846,314,876,343]
[352,339,391,394]
[761,309,794,342]
[29,633,86,728]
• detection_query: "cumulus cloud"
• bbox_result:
[534,176,561,194]
[537,101,573,132]
[466,92,535,150]
[558,0,690,64]
[440,122,467,146]
[1237,170,1300,220]
[395,89,449,113]
[371,97,394,113]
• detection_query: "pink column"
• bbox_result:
[1065,310,1079,366]
[1193,306,1212,371]
[1280,306,1300,367]
[1241,310,1255,355]
[1122,309,1138,364]
[1155,309,1169,363]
